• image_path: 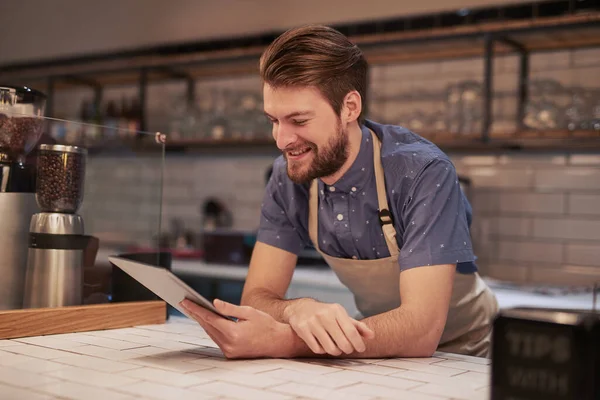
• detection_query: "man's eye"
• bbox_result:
[293,120,307,126]
[267,117,278,124]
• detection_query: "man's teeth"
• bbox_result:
[290,148,310,156]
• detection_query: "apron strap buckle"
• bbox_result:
[378,209,393,226]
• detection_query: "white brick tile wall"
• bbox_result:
[469,168,534,189]
[529,265,600,286]
[566,244,600,267]
[69,47,600,287]
[568,194,600,216]
[498,193,565,215]
[497,240,563,264]
[530,51,572,72]
[573,48,600,67]
[569,155,600,165]
[535,168,600,191]
[497,154,567,166]
[439,58,483,76]
[490,217,531,237]
[533,218,600,241]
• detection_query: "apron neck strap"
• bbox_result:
[309,129,399,257]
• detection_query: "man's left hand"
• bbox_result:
[180,298,290,359]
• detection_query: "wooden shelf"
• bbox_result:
[2,12,599,87]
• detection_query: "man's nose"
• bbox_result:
[275,124,297,151]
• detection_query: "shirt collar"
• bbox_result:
[320,124,373,196]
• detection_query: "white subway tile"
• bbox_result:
[485,263,530,283]
[490,217,531,237]
[530,51,571,71]
[391,370,488,390]
[572,67,600,88]
[412,382,488,400]
[268,382,367,400]
[533,218,600,241]
[569,155,600,165]
[12,336,87,351]
[116,381,214,400]
[1,344,75,360]
[0,385,55,400]
[536,168,600,191]
[10,357,70,374]
[0,365,60,388]
[498,154,566,166]
[38,381,140,400]
[0,350,37,367]
[499,193,565,214]
[530,265,600,287]
[52,354,141,373]
[376,359,466,377]
[470,168,533,189]
[569,194,600,216]
[45,365,140,388]
[440,58,483,75]
[121,366,211,387]
[190,357,282,374]
[258,368,357,389]
[572,48,600,67]
[458,156,498,166]
[198,381,293,400]
[497,240,563,263]
[566,244,600,267]
[471,192,500,213]
[383,62,440,78]
[340,363,406,375]
[323,370,421,390]
[67,345,147,361]
[60,335,144,351]
[126,355,213,373]
[338,382,427,399]
[433,360,491,374]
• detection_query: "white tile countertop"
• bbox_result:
[0,316,493,400]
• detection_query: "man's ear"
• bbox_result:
[341,90,362,124]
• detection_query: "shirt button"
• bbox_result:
[351,187,357,192]
[329,186,336,192]
[337,214,344,221]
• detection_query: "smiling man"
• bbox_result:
[181,25,499,359]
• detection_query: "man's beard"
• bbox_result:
[284,122,349,185]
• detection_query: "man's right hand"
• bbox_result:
[282,299,375,356]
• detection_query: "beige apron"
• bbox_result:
[308,130,499,357]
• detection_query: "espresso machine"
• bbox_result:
[0,85,46,310]
[23,144,94,308]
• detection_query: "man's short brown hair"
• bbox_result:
[259,25,368,120]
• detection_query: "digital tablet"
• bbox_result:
[108,256,236,321]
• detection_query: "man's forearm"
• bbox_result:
[241,288,313,323]
[277,306,444,359]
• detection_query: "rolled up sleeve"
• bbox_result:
[398,159,475,270]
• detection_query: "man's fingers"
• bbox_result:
[321,317,354,354]
[336,315,366,353]
[352,319,376,339]
[213,299,254,320]
[294,325,326,354]
[309,321,342,356]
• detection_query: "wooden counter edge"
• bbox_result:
[0,301,167,339]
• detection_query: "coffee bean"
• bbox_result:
[0,113,44,158]
[36,150,85,213]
